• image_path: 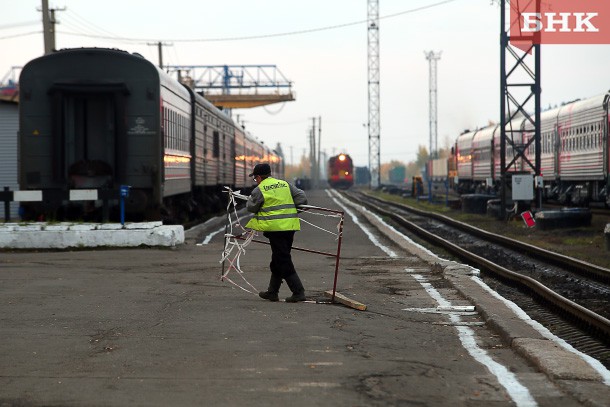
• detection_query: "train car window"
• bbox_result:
[213,131,220,158]
[597,124,601,147]
[164,107,171,148]
[181,115,185,151]
[180,115,184,151]
[170,109,173,148]
[174,113,177,149]
[163,107,167,148]
[167,108,171,147]
[177,114,181,150]
[178,114,181,150]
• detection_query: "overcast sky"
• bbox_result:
[2,0,609,167]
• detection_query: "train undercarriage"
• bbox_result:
[456,178,609,208]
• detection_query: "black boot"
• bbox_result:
[259,274,282,302]
[285,273,306,302]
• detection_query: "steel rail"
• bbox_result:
[349,192,610,340]
[357,191,610,283]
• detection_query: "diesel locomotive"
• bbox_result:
[327,153,354,189]
[18,48,281,221]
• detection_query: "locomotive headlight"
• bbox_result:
[344,171,349,176]
[339,154,346,161]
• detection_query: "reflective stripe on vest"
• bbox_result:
[245,178,300,232]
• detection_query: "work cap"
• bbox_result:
[249,163,271,177]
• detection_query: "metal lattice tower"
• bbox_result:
[425,51,441,158]
[367,0,380,188]
[500,0,542,213]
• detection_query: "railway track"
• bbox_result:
[343,190,610,367]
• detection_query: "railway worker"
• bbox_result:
[245,163,308,302]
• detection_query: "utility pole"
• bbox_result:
[147,41,172,69]
[367,0,380,188]
[40,0,64,54]
[425,51,441,159]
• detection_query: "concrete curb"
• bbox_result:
[0,221,184,248]
[341,195,610,403]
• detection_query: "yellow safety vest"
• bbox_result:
[246,177,300,232]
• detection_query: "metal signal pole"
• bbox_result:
[367,0,380,188]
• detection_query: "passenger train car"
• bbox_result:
[18,48,281,221]
[327,153,354,189]
[429,91,610,206]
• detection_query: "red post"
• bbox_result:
[331,213,345,302]
[230,205,346,303]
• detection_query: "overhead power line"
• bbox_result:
[53,0,456,44]
[0,30,41,40]
[0,20,39,30]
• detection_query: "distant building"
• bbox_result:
[0,100,18,220]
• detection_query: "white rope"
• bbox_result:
[299,217,339,237]
[217,187,345,294]
[219,187,259,295]
[298,207,343,218]
[297,207,342,238]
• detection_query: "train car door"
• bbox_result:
[52,91,122,188]
[555,123,562,178]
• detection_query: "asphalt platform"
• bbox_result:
[1,189,609,406]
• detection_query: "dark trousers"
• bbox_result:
[263,231,297,279]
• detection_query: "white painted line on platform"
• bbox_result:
[471,276,610,386]
[402,307,478,316]
[437,305,476,312]
[297,382,340,388]
[325,189,397,257]
[198,216,249,245]
[432,321,486,326]
[412,273,537,407]
[328,189,452,261]
[335,190,609,391]
[304,362,343,367]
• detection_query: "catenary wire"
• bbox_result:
[54,0,458,44]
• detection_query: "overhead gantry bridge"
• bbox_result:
[0,67,21,103]
[165,64,295,109]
